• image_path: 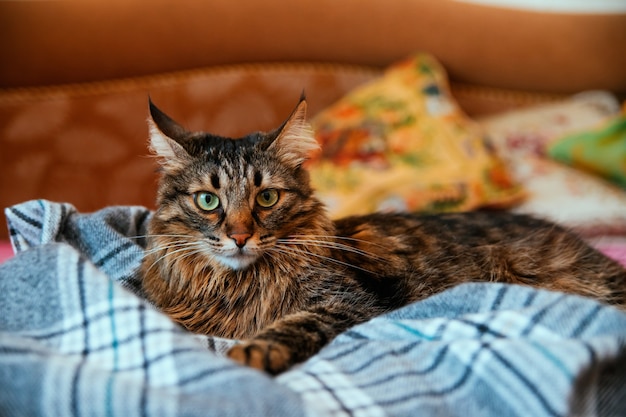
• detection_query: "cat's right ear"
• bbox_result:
[148,99,191,171]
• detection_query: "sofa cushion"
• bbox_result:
[310,54,524,218]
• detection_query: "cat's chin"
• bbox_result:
[214,253,260,271]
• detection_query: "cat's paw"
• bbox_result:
[227,340,292,375]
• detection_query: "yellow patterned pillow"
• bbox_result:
[309,53,524,218]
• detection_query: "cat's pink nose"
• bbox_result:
[229,233,251,248]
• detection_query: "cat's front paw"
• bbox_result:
[227,340,292,375]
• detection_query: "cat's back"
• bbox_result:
[332,211,570,274]
[331,211,626,309]
[334,211,559,249]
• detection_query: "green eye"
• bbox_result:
[194,191,220,211]
[256,189,279,208]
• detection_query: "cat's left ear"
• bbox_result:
[263,96,320,168]
[147,99,192,171]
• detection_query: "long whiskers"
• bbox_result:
[269,244,381,276]
[130,233,204,242]
[143,239,210,274]
[288,234,390,250]
[277,236,387,262]
[140,232,388,277]
[143,239,202,255]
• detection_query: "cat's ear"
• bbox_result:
[264,95,320,168]
[148,99,192,171]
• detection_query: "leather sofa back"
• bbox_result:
[2,0,625,94]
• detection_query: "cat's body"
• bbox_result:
[141,97,626,374]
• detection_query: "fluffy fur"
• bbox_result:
[141,97,626,374]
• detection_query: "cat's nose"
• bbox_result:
[229,233,252,248]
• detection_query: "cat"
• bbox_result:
[140,96,626,374]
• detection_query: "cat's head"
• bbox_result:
[147,96,329,271]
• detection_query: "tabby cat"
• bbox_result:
[141,96,626,374]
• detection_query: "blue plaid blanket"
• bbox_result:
[2,200,626,417]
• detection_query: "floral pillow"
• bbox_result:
[309,53,524,219]
[478,91,626,236]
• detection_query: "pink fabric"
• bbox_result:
[0,241,13,263]
[596,243,626,268]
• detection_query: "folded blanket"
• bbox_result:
[2,200,626,417]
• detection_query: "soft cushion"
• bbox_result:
[479,91,626,236]
[310,53,524,218]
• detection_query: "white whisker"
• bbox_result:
[278,238,386,261]
[269,245,381,276]
[288,234,390,250]
[142,240,203,256]
[143,240,207,274]
[130,233,200,239]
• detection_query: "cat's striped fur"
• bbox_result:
[141,97,626,374]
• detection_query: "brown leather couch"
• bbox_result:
[1,0,625,238]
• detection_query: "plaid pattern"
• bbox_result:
[2,200,626,417]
